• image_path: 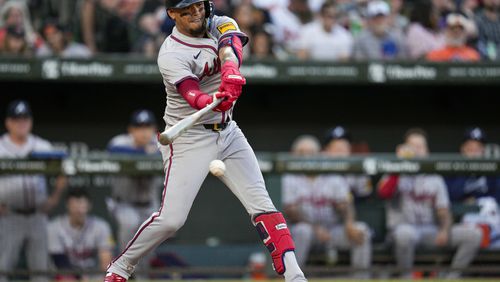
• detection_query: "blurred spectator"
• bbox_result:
[269,0,313,57]
[30,0,81,37]
[48,188,114,280]
[406,0,446,59]
[387,0,410,33]
[81,0,145,54]
[0,0,42,51]
[446,127,500,202]
[475,0,500,60]
[37,22,91,58]
[353,0,408,60]
[233,2,272,60]
[106,109,163,275]
[426,13,480,61]
[134,0,166,57]
[282,135,372,278]
[323,126,373,200]
[1,24,30,55]
[249,27,275,59]
[0,100,67,282]
[378,128,482,279]
[296,0,353,61]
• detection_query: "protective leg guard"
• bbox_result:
[253,212,295,275]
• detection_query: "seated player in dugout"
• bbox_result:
[378,128,482,279]
[322,125,373,201]
[282,135,372,279]
[48,188,115,280]
[445,127,500,249]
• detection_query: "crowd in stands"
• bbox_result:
[0,0,499,61]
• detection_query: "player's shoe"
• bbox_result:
[104,272,127,282]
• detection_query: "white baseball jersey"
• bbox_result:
[48,215,114,269]
[282,174,350,227]
[158,15,247,127]
[296,20,354,60]
[107,134,162,205]
[0,133,52,210]
[394,174,450,225]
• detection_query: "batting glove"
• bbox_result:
[219,61,246,98]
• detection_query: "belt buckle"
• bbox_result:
[212,123,221,132]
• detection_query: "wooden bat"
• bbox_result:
[158,98,223,145]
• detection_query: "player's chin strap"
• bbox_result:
[253,212,296,275]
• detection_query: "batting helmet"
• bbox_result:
[165,0,212,18]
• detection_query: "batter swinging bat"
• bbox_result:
[158,98,223,145]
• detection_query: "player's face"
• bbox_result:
[461,140,484,158]
[5,117,32,140]
[67,197,90,222]
[324,139,351,157]
[168,2,206,37]
[129,125,156,147]
[406,134,428,157]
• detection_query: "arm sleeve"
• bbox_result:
[209,15,249,46]
[435,176,450,209]
[158,53,197,87]
[378,174,399,199]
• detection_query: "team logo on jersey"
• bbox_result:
[200,58,221,80]
[217,22,237,34]
[194,50,201,59]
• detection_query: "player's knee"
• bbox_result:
[355,222,371,243]
[394,224,415,246]
[160,217,186,234]
[458,225,482,247]
[292,222,314,240]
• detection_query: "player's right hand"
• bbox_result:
[208,91,234,112]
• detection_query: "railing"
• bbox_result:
[2,57,500,85]
[1,153,499,175]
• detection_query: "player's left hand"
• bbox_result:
[346,223,365,245]
[211,91,235,112]
[435,230,449,246]
[219,61,246,97]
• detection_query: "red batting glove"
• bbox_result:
[207,91,234,112]
[219,61,246,97]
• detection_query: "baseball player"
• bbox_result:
[282,135,372,278]
[104,1,307,282]
[378,128,482,279]
[446,127,500,203]
[323,126,373,200]
[0,100,67,282]
[48,188,114,280]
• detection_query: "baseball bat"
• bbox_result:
[158,98,223,145]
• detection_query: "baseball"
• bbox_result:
[209,160,226,177]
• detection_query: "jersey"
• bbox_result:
[48,215,114,269]
[281,174,350,227]
[107,134,163,205]
[392,174,450,226]
[0,133,52,210]
[157,15,247,127]
[297,21,353,60]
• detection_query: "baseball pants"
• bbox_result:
[393,223,482,277]
[291,222,371,278]
[108,121,276,278]
[0,213,49,282]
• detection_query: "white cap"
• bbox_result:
[366,0,390,18]
[446,13,471,28]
